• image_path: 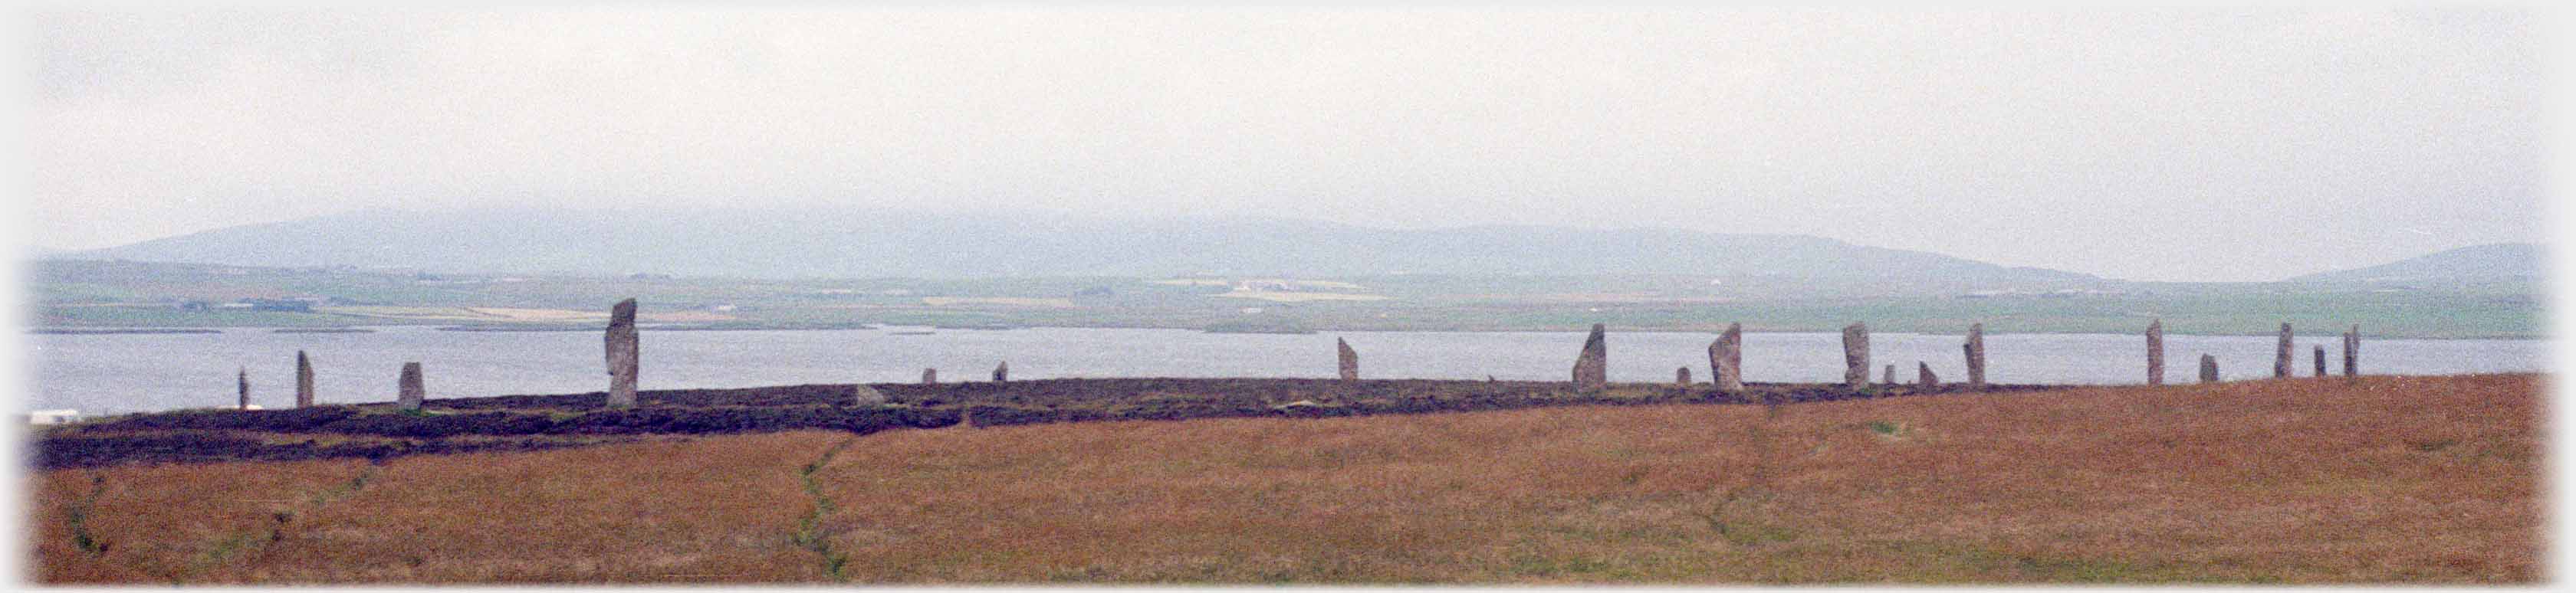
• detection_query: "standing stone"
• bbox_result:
[992,361,1009,383]
[2272,323,2294,378]
[1571,323,1608,392]
[1709,323,1746,392]
[1917,362,1938,388]
[2146,319,2166,386]
[1336,338,1359,382]
[2343,325,2360,377]
[397,362,424,410]
[1882,364,1895,385]
[2313,345,2327,377]
[922,368,937,385]
[604,298,639,408]
[1842,323,1870,388]
[1962,323,1986,389]
[2198,354,2219,383]
[295,350,315,408]
[237,367,251,410]
[852,384,887,406]
[1676,366,1692,385]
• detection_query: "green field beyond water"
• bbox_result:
[28,260,2544,339]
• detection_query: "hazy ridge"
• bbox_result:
[2289,242,2544,283]
[62,208,2104,286]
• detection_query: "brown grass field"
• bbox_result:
[24,374,2540,584]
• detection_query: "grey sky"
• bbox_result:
[18,7,2547,282]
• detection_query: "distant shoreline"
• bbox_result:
[28,328,223,335]
[22,323,2546,340]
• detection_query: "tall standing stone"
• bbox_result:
[2343,325,2360,377]
[1882,364,1895,385]
[397,362,424,410]
[1917,362,1938,388]
[1842,323,1870,388]
[2272,323,2294,378]
[922,368,937,385]
[992,361,1009,383]
[1337,338,1359,382]
[2198,354,2219,383]
[1571,323,1608,392]
[2313,345,2327,377]
[1675,366,1692,385]
[237,367,251,410]
[1962,323,1986,389]
[295,350,315,408]
[1710,323,1744,392]
[2146,319,2165,386]
[604,298,639,408]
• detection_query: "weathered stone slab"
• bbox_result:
[1842,323,1869,388]
[398,362,424,410]
[992,361,1009,383]
[922,368,937,385]
[1676,366,1692,385]
[295,350,315,408]
[2199,354,2219,383]
[605,298,639,408]
[1338,338,1359,382]
[2343,325,2359,377]
[1572,323,1607,392]
[1963,323,1986,389]
[2313,345,2327,377]
[237,367,250,411]
[2272,323,2293,378]
[1711,323,1744,392]
[1918,362,1937,388]
[2147,319,2165,386]
[1882,364,1895,386]
[853,384,887,405]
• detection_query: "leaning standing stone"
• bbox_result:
[1963,323,1986,389]
[398,362,424,410]
[2146,319,2165,386]
[922,368,937,385]
[852,384,887,406]
[1842,323,1870,388]
[2198,355,2219,383]
[237,367,251,411]
[605,298,639,408]
[1712,323,1744,392]
[1337,338,1359,382]
[1917,362,1937,388]
[2272,323,2293,378]
[992,361,1008,383]
[1571,323,1608,392]
[295,350,315,408]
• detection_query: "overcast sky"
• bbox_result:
[16,7,2548,281]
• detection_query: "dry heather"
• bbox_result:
[27,374,2540,584]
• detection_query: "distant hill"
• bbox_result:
[2291,243,2545,283]
[58,207,2100,287]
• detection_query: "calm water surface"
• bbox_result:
[24,326,2551,415]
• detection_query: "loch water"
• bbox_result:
[24,326,2551,415]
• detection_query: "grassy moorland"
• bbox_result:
[25,374,2538,584]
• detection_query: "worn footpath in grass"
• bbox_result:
[27,375,2540,583]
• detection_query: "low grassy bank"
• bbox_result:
[26,374,2539,583]
[36,379,2048,469]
